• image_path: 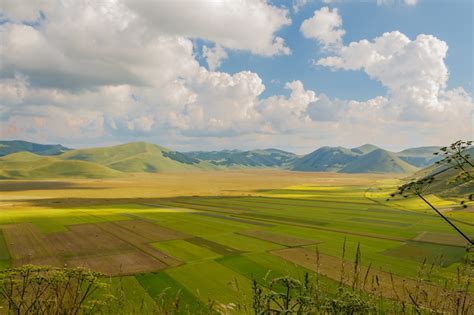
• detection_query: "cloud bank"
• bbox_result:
[0,0,471,151]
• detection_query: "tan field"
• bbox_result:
[0,170,393,202]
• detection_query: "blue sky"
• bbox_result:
[210,0,473,100]
[0,0,472,152]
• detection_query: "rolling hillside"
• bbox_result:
[291,146,358,172]
[186,148,296,168]
[410,147,474,197]
[0,140,447,178]
[397,146,441,167]
[0,152,122,179]
[340,149,418,173]
[0,140,70,157]
[60,142,217,173]
[290,145,419,174]
[0,142,218,179]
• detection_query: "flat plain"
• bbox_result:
[0,170,472,309]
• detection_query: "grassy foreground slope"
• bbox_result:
[408,147,474,198]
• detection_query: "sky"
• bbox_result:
[0,0,472,153]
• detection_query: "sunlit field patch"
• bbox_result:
[151,239,219,262]
[135,272,205,312]
[165,260,253,305]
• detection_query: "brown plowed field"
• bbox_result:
[0,219,183,275]
[67,250,167,275]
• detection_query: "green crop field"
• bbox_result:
[0,171,472,312]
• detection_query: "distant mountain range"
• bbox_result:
[291,144,433,173]
[0,140,444,179]
[186,148,296,168]
[0,140,70,156]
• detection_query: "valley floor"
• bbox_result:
[0,170,472,312]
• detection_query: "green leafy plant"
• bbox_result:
[388,140,473,245]
[0,265,111,315]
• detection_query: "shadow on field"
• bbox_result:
[1,196,255,208]
[0,181,110,192]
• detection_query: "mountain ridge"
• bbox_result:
[0,140,70,157]
[0,140,447,178]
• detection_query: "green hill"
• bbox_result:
[0,140,70,156]
[0,140,446,177]
[410,147,473,197]
[60,142,216,173]
[291,146,358,172]
[289,144,437,173]
[186,148,296,168]
[341,149,418,174]
[0,152,122,179]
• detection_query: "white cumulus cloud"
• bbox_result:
[300,7,345,50]
[202,45,228,71]
[317,31,452,115]
[124,0,292,56]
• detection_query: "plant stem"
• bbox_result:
[417,193,473,245]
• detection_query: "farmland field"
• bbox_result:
[0,170,472,311]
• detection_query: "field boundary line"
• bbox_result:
[77,210,182,267]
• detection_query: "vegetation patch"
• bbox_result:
[413,231,469,246]
[204,233,284,252]
[350,217,412,227]
[136,272,206,313]
[165,260,253,305]
[0,230,11,261]
[44,223,133,257]
[0,223,57,265]
[112,219,189,241]
[102,276,157,314]
[270,247,448,305]
[241,212,328,227]
[67,250,167,276]
[186,237,242,256]
[216,254,289,289]
[151,239,219,262]
[94,222,181,267]
[238,230,317,247]
[192,212,272,226]
[382,241,466,267]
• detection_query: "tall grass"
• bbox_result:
[0,245,472,314]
